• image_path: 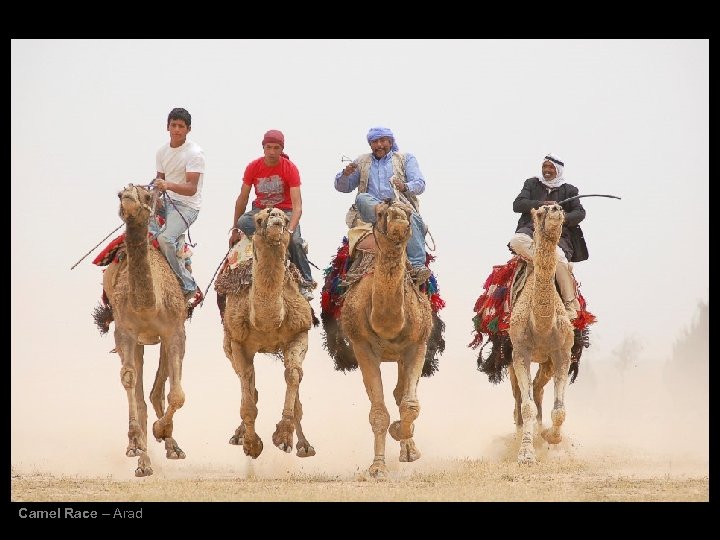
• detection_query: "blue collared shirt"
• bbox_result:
[334,151,426,198]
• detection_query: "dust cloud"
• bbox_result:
[11,300,708,485]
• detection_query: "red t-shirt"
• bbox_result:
[243,156,300,211]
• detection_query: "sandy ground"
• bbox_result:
[11,319,708,504]
[11,443,708,503]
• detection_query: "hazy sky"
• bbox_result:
[11,40,708,479]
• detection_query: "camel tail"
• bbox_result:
[476,333,513,384]
[320,313,358,373]
[568,361,579,384]
[92,302,114,336]
[422,311,445,377]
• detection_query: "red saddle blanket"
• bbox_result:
[469,255,596,349]
[320,236,446,320]
[92,233,161,266]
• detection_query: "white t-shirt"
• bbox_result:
[156,140,206,210]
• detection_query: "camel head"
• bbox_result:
[531,203,565,244]
[118,184,157,226]
[254,207,290,246]
[374,200,413,244]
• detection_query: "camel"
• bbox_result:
[339,200,433,478]
[221,207,316,460]
[508,203,575,464]
[101,184,189,477]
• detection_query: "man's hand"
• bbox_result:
[342,162,357,176]
[229,228,242,248]
[154,179,168,193]
[392,176,407,192]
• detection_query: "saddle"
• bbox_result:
[214,233,309,320]
[469,255,596,383]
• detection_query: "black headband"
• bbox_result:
[544,155,564,167]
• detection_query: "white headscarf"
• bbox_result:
[540,153,565,189]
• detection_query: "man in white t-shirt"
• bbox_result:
[150,107,206,308]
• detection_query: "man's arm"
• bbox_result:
[513,178,544,214]
[288,187,303,232]
[335,164,360,193]
[233,183,252,227]
[403,153,426,195]
[229,183,252,246]
[562,186,586,227]
[155,171,200,196]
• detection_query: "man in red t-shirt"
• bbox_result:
[229,129,315,300]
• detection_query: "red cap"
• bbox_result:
[262,129,284,147]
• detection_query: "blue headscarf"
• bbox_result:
[366,126,399,151]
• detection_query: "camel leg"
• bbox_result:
[389,349,424,463]
[228,387,257,446]
[533,362,553,426]
[541,350,571,445]
[229,338,263,459]
[293,391,316,457]
[509,364,522,428]
[272,334,308,454]
[152,332,186,460]
[223,331,250,446]
[354,342,390,478]
[116,331,153,477]
[511,346,537,465]
[149,347,168,419]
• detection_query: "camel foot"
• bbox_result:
[229,423,246,446]
[164,438,186,459]
[272,419,294,454]
[368,460,389,479]
[243,433,264,459]
[541,427,563,445]
[152,419,173,440]
[399,439,421,463]
[134,452,153,477]
[126,446,143,457]
[388,420,414,441]
[517,444,537,465]
[296,440,316,458]
[135,465,153,477]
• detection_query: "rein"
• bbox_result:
[70,182,154,270]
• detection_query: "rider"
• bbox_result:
[229,129,315,301]
[334,126,431,284]
[149,107,206,308]
[508,153,588,320]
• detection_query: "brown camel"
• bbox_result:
[340,200,433,478]
[221,207,316,460]
[508,203,574,464]
[102,184,188,477]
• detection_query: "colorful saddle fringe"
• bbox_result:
[469,255,597,384]
[320,236,446,377]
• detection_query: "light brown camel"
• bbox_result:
[508,203,574,464]
[222,207,316,460]
[340,200,433,478]
[101,184,189,477]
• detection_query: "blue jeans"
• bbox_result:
[149,199,199,294]
[355,192,427,267]
[237,206,313,285]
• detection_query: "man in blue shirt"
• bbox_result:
[334,126,431,284]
